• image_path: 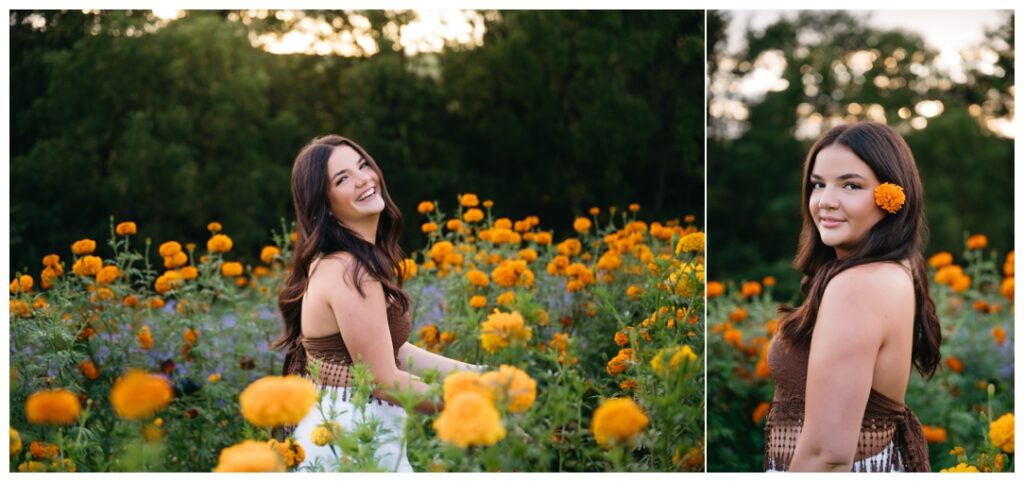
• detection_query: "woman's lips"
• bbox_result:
[820,217,844,229]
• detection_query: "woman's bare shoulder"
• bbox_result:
[824,262,914,310]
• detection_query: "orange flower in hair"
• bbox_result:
[874,182,906,214]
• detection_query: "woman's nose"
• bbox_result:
[818,186,838,209]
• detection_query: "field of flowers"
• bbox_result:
[706,234,1015,472]
[8,195,704,472]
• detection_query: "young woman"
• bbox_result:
[763,122,941,472]
[274,135,481,472]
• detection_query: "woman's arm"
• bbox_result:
[315,256,441,414]
[397,342,485,378]
[789,265,902,472]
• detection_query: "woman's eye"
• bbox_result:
[336,176,347,186]
[359,161,369,169]
[844,183,861,190]
[810,182,824,189]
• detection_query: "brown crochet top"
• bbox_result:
[283,300,412,400]
[763,336,930,472]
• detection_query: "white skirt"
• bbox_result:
[765,441,905,472]
[293,387,413,472]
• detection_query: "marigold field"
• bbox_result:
[707,235,1015,472]
[8,197,704,472]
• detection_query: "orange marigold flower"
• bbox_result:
[928,251,954,269]
[614,331,630,347]
[740,281,762,298]
[480,310,531,353]
[923,425,948,444]
[992,325,1007,346]
[480,364,537,413]
[723,328,743,348]
[496,290,516,306]
[951,274,971,293]
[728,307,748,322]
[446,219,462,232]
[469,295,487,309]
[988,413,1014,453]
[417,201,435,214]
[147,296,165,309]
[43,254,61,267]
[72,255,103,277]
[606,348,633,375]
[463,208,484,223]
[422,222,439,234]
[873,182,906,214]
[137,325,154,350]
[72,239,96,255]
[115,221,137,236]
[675,232,704,254]
[95,265,120,285]
[935,264,964,285]
[1004,251,1014,277]
[591,398,649,448]
[10,274,33,294]
[158,241,182,257]
[966,234,988,250]
[207,222,222,233]
[946,356,963,373]
[459,193,479,207]
[26,389,81,425]
[1000,277,1014,301]
[214,440,285,472]
[240,375,317,428]
[260,246,280,264]
[466,269,489,287]
[180,266,199,280]
[208,234,234,254]
[626,285,642,300]
[78,360,100,380]
[589,207,600,216]
[752,401,770,425]
[573,217,592,234]
[164,251,188,269]
[433,392,505,448]
[707,281,725,298]
[628,203,640,212]
[221,262,244,277]
[762,275,776,287]
[619,379,638,391]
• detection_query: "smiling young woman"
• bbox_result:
[763,122,942,472]
[274,135,482,472]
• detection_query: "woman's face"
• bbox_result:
[325,145,386,225]
[809,144,885,259]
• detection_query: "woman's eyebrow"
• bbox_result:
[809,173,868,180]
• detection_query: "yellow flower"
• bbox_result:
[675,232,704,254]
[480,365,537,413]
[463,208,484,223]
[222,262,244,277]
[397,258,417,281]
[517,248,538,263]
[466,269,490,287]
[967,234,988,250]
[72,255,103,277]
[491,259,532,287]
[115,221,137,236]
[72,238,96,255]
[573,217,592,234]
[989,413,1014,453]
[209,373,221,383]
[154,270,183,294]
[214,440,285,472]
[480,310,532,353]
[941,463,980,473]
[311,423,340,447]
[433,392,505,448]
[96,265,120,285]
[469,295,488,309]
[208,234,234,254]
[110,370,173,420]
[240,375,317,428]
[158,241,182,257]
[10,428,22,455]
[417,201,435,214]
[267,439,305,469]
[873,182,906,214]
[591,398,649,448]
[25,389,82,425]
[443,371,493,405]
[460,193,480,207]
[260,246,280,264]
[651,346,698,377]
[19,461,47,472]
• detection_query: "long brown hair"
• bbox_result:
[273,135,411,370]
[778,122,942,377]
